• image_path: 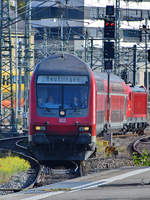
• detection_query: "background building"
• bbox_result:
[30,0,150,88]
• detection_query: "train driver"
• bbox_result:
[72,96,87,109]
[72,96,82,108]
[47,95,54,104]
[73,96,79,107]
[44,95,55,108]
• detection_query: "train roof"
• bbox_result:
[34,53,91,76]
[129,85,147,93]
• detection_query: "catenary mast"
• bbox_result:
[0,0,16,131]
[23,0,32,130]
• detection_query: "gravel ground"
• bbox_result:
[0,171,33,195]
[85,135,136,173]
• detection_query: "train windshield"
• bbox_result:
[36,75,89,117]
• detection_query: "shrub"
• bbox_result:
[0,156,30,183]
[133,150,150,166]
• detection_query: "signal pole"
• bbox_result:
[114,0,120,75]
[139,19,149,94]
[90,37,93,68]
[144,19,149,94]
[133,45,136,86]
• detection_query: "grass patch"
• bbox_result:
[0,156,30,184]
[96,138,106,153]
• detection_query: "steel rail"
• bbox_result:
[0,136,41,192]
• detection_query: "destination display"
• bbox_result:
[37,75,88,84]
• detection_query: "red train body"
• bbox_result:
[29,53,148,164]
[125,85,147,133]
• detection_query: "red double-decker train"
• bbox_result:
[29,53,148,174]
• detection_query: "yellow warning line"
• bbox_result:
[41,188,72,192]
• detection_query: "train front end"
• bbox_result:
[28,54,96,163]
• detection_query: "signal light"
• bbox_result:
[106,5,114,16]
[110,22,115,27]
[104,60,113,70]
[104,18,115,39]
[104,41,114,59]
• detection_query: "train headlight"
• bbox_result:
[34,126,46,131]
[78,126,90,132]
[59,109,66,117]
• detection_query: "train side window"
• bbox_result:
[96,80,104,92]
[111,82,124,93]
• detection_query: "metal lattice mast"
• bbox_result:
[114,0,120,74]
[23,0,31,129]
[0,0,16,131]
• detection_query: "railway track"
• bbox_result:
[0,135,86,194]
[132,136,150,155]
[0,136,41,194]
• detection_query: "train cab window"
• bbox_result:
[63,85,88,109]
[36,75,89,117]
[37,85,61,109]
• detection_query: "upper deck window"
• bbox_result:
[111,82,124,93]
[37,75,88,85]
